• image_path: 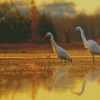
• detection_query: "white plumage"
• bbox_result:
[76,26,100,61]
[44,32,72,63]
[88,40,100,54]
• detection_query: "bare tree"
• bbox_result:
[29,0,40,42]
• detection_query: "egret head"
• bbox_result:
[75,26,82,30]
[46,32,53,37]
[43,32,53,39]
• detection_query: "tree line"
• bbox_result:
[0,2,100,43]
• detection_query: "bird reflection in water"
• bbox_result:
[52,67,68,88]
[43,65,76,92]
[71,69,100,95]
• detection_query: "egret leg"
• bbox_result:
[92,54,95,62]
[60,59,62,63]
[65,60,67,63]
[71,59,72,63]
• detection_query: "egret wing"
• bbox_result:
[57,46,71,61]
[88,40,100,54]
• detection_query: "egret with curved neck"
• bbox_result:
[76,26,100,62]
[76,27,88,48]
[44,32,72,63]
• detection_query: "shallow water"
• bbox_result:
[0,53,100,100]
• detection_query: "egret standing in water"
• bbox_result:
[44,32,72,63]
[76,26,100,62]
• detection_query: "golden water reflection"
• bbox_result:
[0,59,100,100]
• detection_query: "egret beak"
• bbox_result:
[42,34,48,40]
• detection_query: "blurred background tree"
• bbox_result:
[0,1,100,44]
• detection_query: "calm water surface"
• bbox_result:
[0,53,100,100]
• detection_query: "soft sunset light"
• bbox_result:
[0,0,100,14]
[0,0,100,100]
[36,82,100,100]
[35,0,100,14]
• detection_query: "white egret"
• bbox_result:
[44,32,72,63]
[76,26,100,62]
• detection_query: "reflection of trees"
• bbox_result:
[0,75,38,100]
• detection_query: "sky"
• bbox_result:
[66,0,100,14]
[0,0,100,14]
[35,0,100,14]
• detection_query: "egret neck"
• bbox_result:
[79,28,88,48]
[50,35,58,55]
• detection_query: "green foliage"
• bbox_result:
[38,14,57,42]
[0,2,100,44]
[0,3,31,43]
